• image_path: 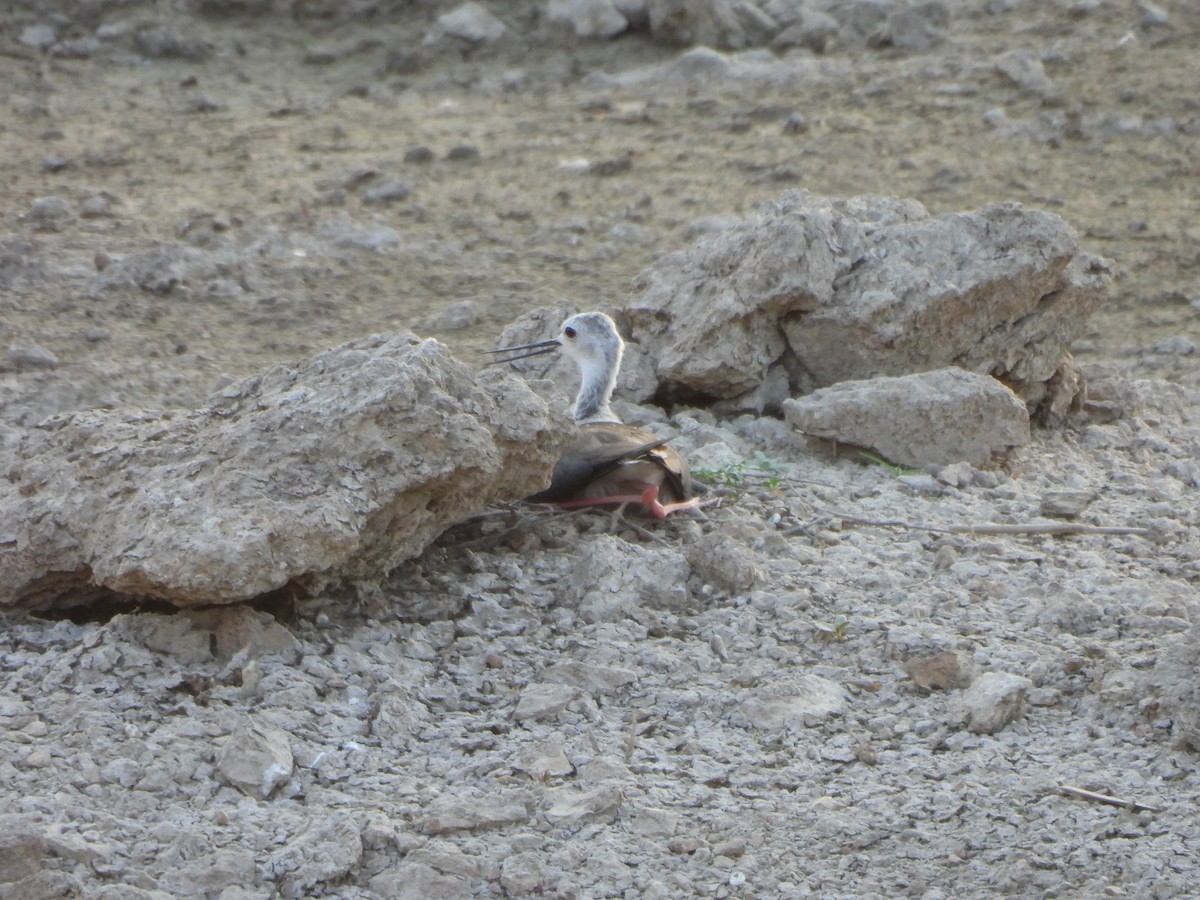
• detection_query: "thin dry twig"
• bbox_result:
[440,508,584,550]
[784,506,1153,539]
[1059,784,1163,814]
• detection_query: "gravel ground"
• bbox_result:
[1,2,1198,898]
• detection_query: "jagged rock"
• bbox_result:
[513,682,579,721]
[0,332,568,611]
[1039,490,1094,519]
[216,719,294,799]
[732,675,846,730]
[500,851,555,894]
[269,814,363,900]
[542,660,638,693]
[782,367,1031,467]
[422,791,532,834]
[0,814,46,884]
[547,0,629,37]
[369,864,467,899]
[566,534,692,622]
[687,531,759,593]
[646,0,946,51]
[173,849,257,897]
[881,0,948,51]
[952,671,1033,734]
[7,343,60,371]
[544,784,623,827]
[1153,623,1200,752]
[427,2,507,44]
[622,191,1111,419]
[648,0,804,49]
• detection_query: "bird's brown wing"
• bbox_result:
[527,423,691,504]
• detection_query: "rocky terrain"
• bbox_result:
[2,1,1199,898]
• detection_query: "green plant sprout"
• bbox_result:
[856,450,922,477]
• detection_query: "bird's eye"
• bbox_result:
[564,327,577,339]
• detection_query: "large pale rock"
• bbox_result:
[427,2,507,43]
[621,191,1112,419]
[951,671,1033,735]
[783,367,1031,466]
[0,332,568,611]
[217,719,294,798]
[547,0,630,37]
[648,0,804,48]
[732,675,846,730]
[269,814,363,900]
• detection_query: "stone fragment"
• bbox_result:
[547,0,629,37]
[422,791,532,834]
[184,606,301,660]
[783,368,1030,467]
[1154,623,1200,751]
[269,814,363,900]
[19,25,56,49]
[513,683,579,721]
[1030,585,1103,635]
[1039,490,1094,519]
[733,675,846,730]
[542,660,638,694]
[362,178,413,205]
[647,0,801,49]
[7,344,59,371]
[318,216,401,252]
[133,25,214,60]
[25,196,73,223]
[175,848,257,896]
[429,3,507,43]
[0,815,46,884]
[0,333,568,610]
[369,863,467,900]
[630,807,678,837]
[885,1,948,51]
[687,532,758,593]
[567,534,692,622]
[216,719,294,798]
[371,688,429,748]
[905,650,975,691]
[544,784,623,827]
[104,613,213,666]
[952,671,1033,734]
[514,740,575,779]
[500,851,554,894]
[994,49,1054,96]
[622,191,1112,418]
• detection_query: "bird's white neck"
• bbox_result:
[573,346,621,425]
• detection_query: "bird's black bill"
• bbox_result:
[485,338,561,365]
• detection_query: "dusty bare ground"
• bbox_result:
[2,2,1199,898]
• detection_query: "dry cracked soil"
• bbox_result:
[1,1,1199,899]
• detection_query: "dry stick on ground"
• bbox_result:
[1059,784,1163,814]
[441,507,585,550]
[784,507,1154,539]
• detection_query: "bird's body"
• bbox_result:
[490,312,698,519]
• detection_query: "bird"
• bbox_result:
[488,311,700,519]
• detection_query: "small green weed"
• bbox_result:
[694,452,787,490]
[857,450,922,477]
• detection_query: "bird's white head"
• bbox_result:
[558,312,624,426]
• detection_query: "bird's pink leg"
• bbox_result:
[541,484,699,519]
